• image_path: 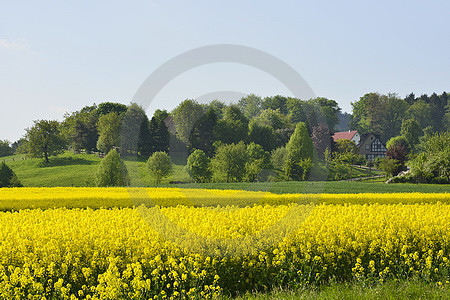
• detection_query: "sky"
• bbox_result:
[1,0,449,142]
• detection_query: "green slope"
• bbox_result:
[1,152,449,193]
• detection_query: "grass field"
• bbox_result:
[230,280,450,300]
[2,152,449,194]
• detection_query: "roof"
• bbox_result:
[332,130,358,142]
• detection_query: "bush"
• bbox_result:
[186,150,212,183]
[147,152,173,184]
[96,150,130,187]
[0,140,13,157]
[0,162,22,187]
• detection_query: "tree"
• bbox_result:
[333,139,364,165]
[310,98,341,131]
[407,131,450,183]
[97,102,127,116]
[149,115,170,153]
[189,108,218,156]
[252,108,290,130]
[406,100,433,129]
[248,121,276,152]
[137,117,153,157]
[211,142,248,182]
[385,144,408,176]
[96,149,130,187]
[186,149,212,183]
[24,120,67,163]
[238,94,263,119]
[96,112,121,153]
[286,97,306,124]
[284,122,313,180]
[0,140,13,157]
[215,105,249,144]
[262,95,288,115]
[311,124,331,159]
[271,147,287,170]
[245,143,269,182]
[147,151,173,184]
[171,99,204,146]
[0,162,22,187]
[400,119,423,151]
[120,103,148,155]
[61,105,99,152]
[386,136,410,153]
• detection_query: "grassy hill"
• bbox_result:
[1,151,449,193]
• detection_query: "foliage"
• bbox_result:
[311,124,331,159]
[271,147,287,170]
[245,143,269,182]
[120,103,148,155]
[379,157,402,178]
[171,99,204,145]
[386,136,409,152]
[147,151,173,184]
[262,95,288,115]
[61,105,99,152]
[252,108,290,130]
[310,97,341,131]
[189,108,218,156]
[407,131,450,183]
[285,122,313,162]
[24,120,67,163]
[0,162,22,187]
[248,121,276,152]
[215,105,249,144]
[238,94,263,119]
[95,149,130,187]
[0,140,13,157]
[96,102,127,116]
[284,154,312,181]
[212,142,248,182]
[186,149,212,183]
[96,112,121,153]
[149,114,170,154]
[400,119,423,151]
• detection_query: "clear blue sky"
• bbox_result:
[1,0,449,142]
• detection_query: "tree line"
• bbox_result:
[0,91,448,186]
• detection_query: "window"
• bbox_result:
[365,145,370,150]
[371,139,386,152]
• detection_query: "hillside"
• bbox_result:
[1,152,449,193]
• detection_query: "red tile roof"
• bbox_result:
[332,130,358,142]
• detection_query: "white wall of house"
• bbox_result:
[351,132,360,145]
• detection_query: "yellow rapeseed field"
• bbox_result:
[0,188,448,299]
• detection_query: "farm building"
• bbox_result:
[332,131,386,161]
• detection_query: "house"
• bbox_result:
[357,133,386,161]
[332,130,386,161]
[332,130,360,145]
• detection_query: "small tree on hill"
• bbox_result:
[25,120,67,163]
[147,152,173,184]
[0,162,22,187]
[96,149,130,187]
[186,149,212,183]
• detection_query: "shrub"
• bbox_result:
[0,162,22,187]
[96,150,130,187]
[147,152,173,184]
[186,150,212,183]
[211,142,248,182]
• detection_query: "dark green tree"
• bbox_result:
[248,121,276,152]
[215,105,249,144]
[0,140,13,157]
[61,105,99,152]
[189,108,218,156]
[284,122,313,180]
[97,102,127,116]
[400,119,423,151]
[0,162,22,187]
[96,149,130,187]
[24,120,67,163]
[262,95,288,115]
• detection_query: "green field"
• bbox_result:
[1,152,449,194]
[229,280,450,300]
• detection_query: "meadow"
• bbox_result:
[2,152,449,194]
[0,188,449,299]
